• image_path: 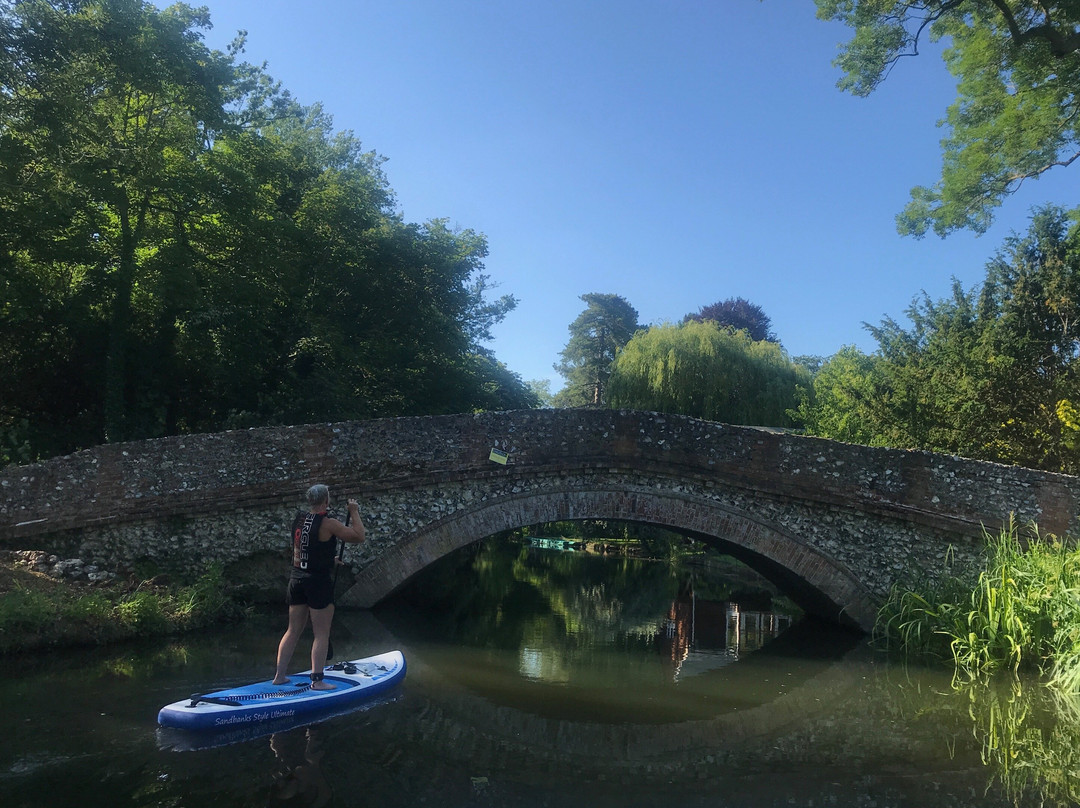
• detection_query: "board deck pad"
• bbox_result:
[157,650,406,734]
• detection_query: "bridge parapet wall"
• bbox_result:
[2,409,1076,542]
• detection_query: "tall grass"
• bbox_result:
[875,518,1080,691]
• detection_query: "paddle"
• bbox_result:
[326,510,349,662]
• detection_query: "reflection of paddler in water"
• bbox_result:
[658,579,694,675]
[274,484,367,690]
[268,726,332,808]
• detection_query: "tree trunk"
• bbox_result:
[103,190,149,442]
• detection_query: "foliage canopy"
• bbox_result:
[817,0,1080,236]
[0,0,534,464]
[683,297,777,343]
[800,206,1080,473]
[553,293,640,407]
[608,320,807,426]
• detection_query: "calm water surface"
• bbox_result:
[2,537,1078,808]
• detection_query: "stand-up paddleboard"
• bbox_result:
[158,691,402,752]
[157,650,406,732]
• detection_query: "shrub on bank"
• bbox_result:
[0,564,245,653]
[875,519,1080,691]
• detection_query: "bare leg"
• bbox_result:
[274,604,310,684]
[309,604,335,690]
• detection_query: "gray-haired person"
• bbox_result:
[273,484,366,689]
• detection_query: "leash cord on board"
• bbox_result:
[187,683,313,708]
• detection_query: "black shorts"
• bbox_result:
[286,573,334,609]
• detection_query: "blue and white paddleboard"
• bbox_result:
[157,691,402,752]
[157,650,406,732]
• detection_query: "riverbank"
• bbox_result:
[0,554,250,654]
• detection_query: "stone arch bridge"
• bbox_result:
[3,409,1079,631]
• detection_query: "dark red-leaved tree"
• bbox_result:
[683,297,777,343]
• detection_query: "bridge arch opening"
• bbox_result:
[343,487,877,631]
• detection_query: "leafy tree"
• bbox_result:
[607,320,807,426]
[553,293,639,407]
[0,0,534,462]
[817,1,1080,236]
[792,346,884,445]
[792,354,826,376]
[683,297,777,342]
[0,0,234,446]
[799,207,1080,472]
[803,281,1014,458]
[975,206,1080,468]
[867,279,988,454]
[526,379,555,408]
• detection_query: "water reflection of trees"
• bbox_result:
[390,538,681,647]
[390,537,1080,804]
[385,536,794,683]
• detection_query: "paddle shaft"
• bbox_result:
[326,509,349,661]
[333,510,350,587]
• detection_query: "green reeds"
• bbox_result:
[875,518,1080,692]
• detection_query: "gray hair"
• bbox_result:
[306,484,330,508]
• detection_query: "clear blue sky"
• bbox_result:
[193,0,1076,390]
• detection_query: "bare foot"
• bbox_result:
[311,680,336,691]
[271,677,289,685]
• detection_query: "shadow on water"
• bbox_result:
[2,536,1080,806]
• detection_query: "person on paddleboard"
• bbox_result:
[273,484,366,690]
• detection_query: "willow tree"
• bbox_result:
[607,320,808,426]
[817,1,1080,236]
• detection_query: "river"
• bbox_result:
[2,535,1078,807]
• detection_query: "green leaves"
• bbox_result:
[0,1,533,462]
[792,344,886,444]
[819,1,1080,236]
[554,293,640,407]
[606,320,808,426]
[802,206,1080,473]
[877,518,1080,696]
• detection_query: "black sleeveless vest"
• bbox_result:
[291,511,337,575]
